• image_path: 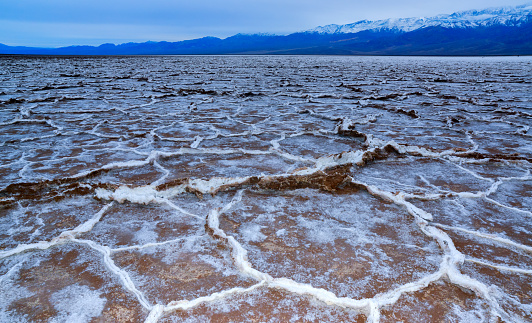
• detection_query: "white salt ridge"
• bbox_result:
[20,133,59,143]
[0,204,156,319]
[96,186,161,205]
[0,118,53,126]
[420,226,508,320]
[484,197,532,217]
[144,283,266,323]
[163,199,202,219]
[188,177,252,195]
[141,185,505,323]
[314,150,365,170]
[0,203,113,259]
[190,136,203,148]
[150,160,170,188]
[366,136,467,158]
[269,132,317,163]
[466,258,532,275]
[269,278,379,321]
[96,185,202,221]
[354,179,433,222]
[346,178,514,320]
[207,204,271,282]
[272,148,316,163]
[87,138,528,320]
[74,238,152,310]
[434,223,532,254]
[110,236,195,253]
[198,192,382,320]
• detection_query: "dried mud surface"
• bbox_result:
[1,56,531,322]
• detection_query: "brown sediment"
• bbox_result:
[9,294,58,322]
[430,179,484,194]
[254,146,399,194]
[461,262,532,321]
[17,248,104,289]
[444,230,532,268]
[219,189,440,300]
[380,280,489,323]
[93,287,148,323]
[238,91,264,98]
[357,144,402,166]
[162,146,400,196]
[340,84,364,92]
[0,97,26,105]
[250,231,376,290]
[155,178,189,191]
[155,219,201,242]
[211,121,251,134]
[338,126,368,141]
[176,88,221,96]
[492,181,532,210]
[369,93,403,101]
[105,165,163,186]
[112,247,254,304]
[6,245,148,321]
[453,151,532,163]
[257,165,356,193]
[160,287,367,323]
[0,198,105,250]
[392,107,420,118]
[225,218,438,299]
[231,115,270,124]
[0,173,118,206]
[199,134,275,151]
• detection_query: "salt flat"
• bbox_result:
[0,55,531,322]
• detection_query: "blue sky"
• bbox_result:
[0,0,528,47]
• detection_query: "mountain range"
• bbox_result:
[1,3,531,56]
[308,4,532,34]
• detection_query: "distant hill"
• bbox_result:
[1,3,531,56]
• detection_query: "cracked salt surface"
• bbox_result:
[1,55,531,322]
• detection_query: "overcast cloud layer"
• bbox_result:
[1,0,528,47]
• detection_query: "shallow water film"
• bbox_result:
[0,55,531,322]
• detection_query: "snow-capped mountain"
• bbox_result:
[1,3,531,55]
[307,3,532,34]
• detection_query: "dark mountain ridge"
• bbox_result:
[1,5,531,56]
